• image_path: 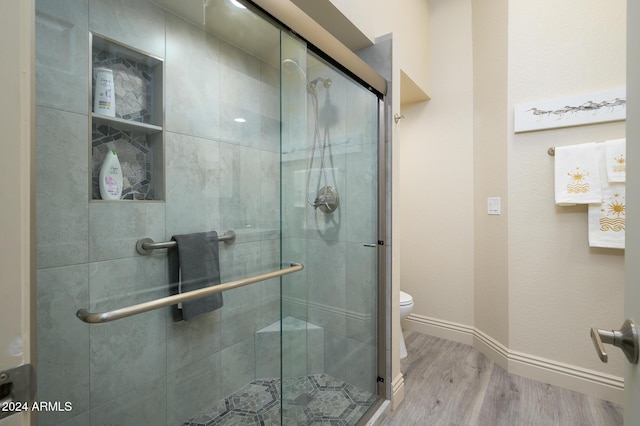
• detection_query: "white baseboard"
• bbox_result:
[403,313,474,345]
[391,373,405,411]
[404,313,624,404]
[473,327,509,370]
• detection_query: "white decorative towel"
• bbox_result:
[554,142,602,205]
[588,144,625,249]
[604,138,626,182]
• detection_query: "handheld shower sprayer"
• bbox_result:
[282,58,339,214]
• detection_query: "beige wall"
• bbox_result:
[401,0,626,399]
[1,0,35,424]
[399,0,474,330]
[507,0,626,375]
[472,0,510,350]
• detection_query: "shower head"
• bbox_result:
[282,58,307,79]
[282,59,332,94]
[309,77,332,89]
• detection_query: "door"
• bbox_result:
[280,32,382,423]
[1,0,34,425]
[625,0,640,422]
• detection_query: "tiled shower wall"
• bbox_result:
[280,49,379,395]
[35,0,280,424]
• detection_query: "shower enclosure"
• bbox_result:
[34,0,385,424]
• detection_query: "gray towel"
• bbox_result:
[168,231,223,321]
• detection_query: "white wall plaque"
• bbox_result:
[514,88,626,133]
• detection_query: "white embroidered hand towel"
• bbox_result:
[554,142,602,205]
[588,183,625,249]
[588,143,625,249]
[604,138,626,182]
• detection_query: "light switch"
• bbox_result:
[488,197,501,215]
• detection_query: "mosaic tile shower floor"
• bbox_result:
[181,374,377,426]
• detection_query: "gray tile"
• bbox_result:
[36,264,90,426]
[55,411,90,426]
[324,332,347,383]
[259,290,281,332]
[260,62,281,154]
[165,13,220,139]
[219,240,262,282]
[282,329,307,379]
[281,238,309,321]
[272,317,325,379]
[221,337,256,397]
[166,309,222,374]
[346,242,376,346]
[36,107,89,268]
[306,323,325,375]
[219,143,262,231]
[219,38,262,80]
[260,150,280,231]
[307,240,347,336]
[280,162,309,240]
[218,77,262,149]
[89,0,165,58]
[345,338,376,394]
[221,284,261,349]
[346,81,378,149]
[218,40,263,148]
[88,255,168,310]
[344,139,377,243]
[165,131,221,237]
[89,376,166,426]
[88,201,166,262]
[167,352,223,425]
[89,308,166,407]
[36,0,89,113]
[88,257,167,407]
[255,321,281,379]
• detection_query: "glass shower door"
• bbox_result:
[35,0,288,424]
[34,0,380,424]
[280,33,381,425]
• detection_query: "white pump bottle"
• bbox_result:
[99,150,123,200]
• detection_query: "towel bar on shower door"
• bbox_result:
[76,262,304,324]
[135,230,236,255]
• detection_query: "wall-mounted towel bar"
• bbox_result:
[76,262,304,324]
[136,230,236,255]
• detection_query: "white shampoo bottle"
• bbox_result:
[93,67,116,117]
[99,150,123,200]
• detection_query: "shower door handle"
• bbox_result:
[590,319,639,364]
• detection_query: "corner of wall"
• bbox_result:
[471,0,510,349]
[390,372,405,410]
[403,317,624,404]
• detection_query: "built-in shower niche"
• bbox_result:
[90,33,164,201]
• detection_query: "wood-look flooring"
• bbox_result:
[381,331,623,426]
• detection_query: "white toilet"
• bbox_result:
[399,290,414,359]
